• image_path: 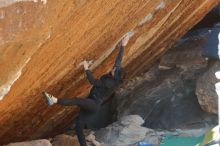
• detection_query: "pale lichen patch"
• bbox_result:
[138,13,153,26]
[0,11,5,19]
[156,1,165,11]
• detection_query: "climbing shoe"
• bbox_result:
[42,92,55,106]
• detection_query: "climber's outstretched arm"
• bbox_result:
[114,45,125,68]
[113,35,130,80]
[83,61,102,86]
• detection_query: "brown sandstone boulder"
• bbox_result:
[0,0,219,144]
[5,140,52,146]
[196,61,220,114]
[52,134,79,146]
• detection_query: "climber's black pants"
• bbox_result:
[57,98,100,146]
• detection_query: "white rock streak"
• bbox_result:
[138,1,166,26]
[0,58,30,100]
[0,0,47,8]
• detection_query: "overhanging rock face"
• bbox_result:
[0,0,219,144]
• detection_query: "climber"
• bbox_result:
[42,34,130,146]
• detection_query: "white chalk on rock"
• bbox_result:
[78,60,93,68]
[215,71,220,79]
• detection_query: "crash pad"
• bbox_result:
[160,135,204,146]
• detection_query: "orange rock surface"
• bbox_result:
[0,0,219,144]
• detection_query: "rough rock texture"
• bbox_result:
[52,134,79,146]
[196,61,220,114]
[5,140,52,146]
[95,115,162,146]
[0,0,219,144]
[114,30,217,130]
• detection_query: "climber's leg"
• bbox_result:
[57,98,98,112]
[75,118,87,146]
[43,92,99,112]
[75,109,97,146]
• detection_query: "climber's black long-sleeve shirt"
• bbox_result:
[85,45,124,103]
